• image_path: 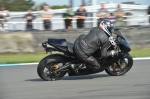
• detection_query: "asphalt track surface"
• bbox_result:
[0,60,150,99]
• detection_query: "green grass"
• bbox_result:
[0,49,150,64]
[129,49,150,58]
[0,53,47,64]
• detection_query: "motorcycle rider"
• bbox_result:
[73,19,117,72]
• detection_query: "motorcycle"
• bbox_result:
[37,29,133,81]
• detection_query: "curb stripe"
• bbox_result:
[0,57,150,67]
[133,57,150,60]
[0,63,20,67]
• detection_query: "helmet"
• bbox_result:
[99,19,115,36]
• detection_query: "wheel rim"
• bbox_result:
[43,62,64,78]
[108,57,130,75]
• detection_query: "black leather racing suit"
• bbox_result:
[74,27,112,68]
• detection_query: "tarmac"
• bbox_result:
[0,59,150,99]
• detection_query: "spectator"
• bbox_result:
[63,6,74,29]
[114,4,125,27]
[23,10,35,30]
[147,6,150,23]
[0,5,9,31]
[40,5,53,30]
[97,3,110,26]
[74,5,87,28]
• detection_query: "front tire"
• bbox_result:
[105,54,133,76]
[37,54,67,81]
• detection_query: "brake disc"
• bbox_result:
[112,63,117,69]
[111,63,120,72]
[54,64,60,70]
[119,59,127,69]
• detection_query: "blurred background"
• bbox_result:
[0,0,150,64]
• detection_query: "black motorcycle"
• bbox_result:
[37,29,133,81]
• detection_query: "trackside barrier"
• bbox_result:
[0,15,150,31]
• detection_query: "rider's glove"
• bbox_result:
[111,50,118,57]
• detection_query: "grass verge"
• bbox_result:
[129,49,150,58]
[0,53,47,64]
[0,49,150,64]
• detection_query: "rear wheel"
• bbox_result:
[105,54,133,76]
[37,55,67,81]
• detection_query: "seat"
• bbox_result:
[67,42,74,54]
[47,38,67,46]
[47,38,74,54]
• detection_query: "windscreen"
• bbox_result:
[114,29,126,40]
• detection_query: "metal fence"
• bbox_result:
[0,15,150,31]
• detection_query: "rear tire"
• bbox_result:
[37,54,67,81]
[105,54,133,76]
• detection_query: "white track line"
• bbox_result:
[0,57,150,67]
[133,57,150,60]
[20,57,150,66]
[19,63,39,66]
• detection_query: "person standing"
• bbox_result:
[147,6,150,23]
[0,5,9,31]
[114,4,125,27]
[97,3,110,26]
[23,10,35,30]
[74,5,87,28]
[40,5,53,30]
[63,6,74,29]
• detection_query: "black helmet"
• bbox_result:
[99,19,115,36]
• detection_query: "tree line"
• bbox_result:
[0,0,68,11]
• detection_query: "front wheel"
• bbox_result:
[105,54,133,76]
[37,55,67,81]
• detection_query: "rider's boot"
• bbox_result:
[92,65,101,71]
[70,64,79,74]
